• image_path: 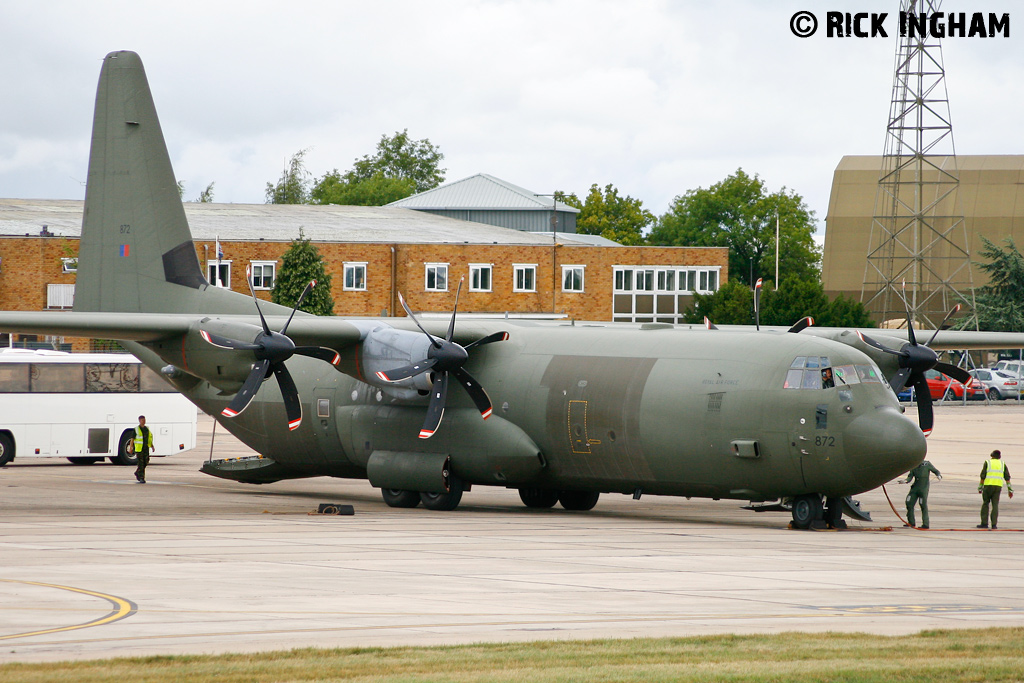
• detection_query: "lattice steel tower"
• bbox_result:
[862,0,976,329]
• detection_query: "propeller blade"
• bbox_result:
[856,331,902,356]
[293,346,340,366]
[889,367,913,394]
[704,316,718,331]
[464,331,510,350]
[375,357,439,383]
[912,374,934,436]
[900,280,917,346]
[244,265,272,336]
[398,291,441,349]
[200,329,259,351]
[419,372,449,439]
[926,303,962,347]
[935,361,971,384]
[281,280,315,336]
[753,278,762,331]
[272,362,302,431]
[787,317,814,334]
[221,359,271,418]
[452,366,493,419]
[447,277,464,342]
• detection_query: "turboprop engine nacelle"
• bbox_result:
[360,324,436,396]
[175,319,267,392]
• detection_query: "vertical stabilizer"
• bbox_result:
[74,51,258,315]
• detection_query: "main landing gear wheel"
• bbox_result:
[558,490,600,511]
[519,488,560,509]
[420,477,464,511]
[791,494,824,530]
[110,430,138,466]
[381,489,421,508]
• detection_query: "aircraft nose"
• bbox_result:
[843,406,926,488]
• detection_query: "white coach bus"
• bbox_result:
[0,348,197,466]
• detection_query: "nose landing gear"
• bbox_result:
[791,494,847,529]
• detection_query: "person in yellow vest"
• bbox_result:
[133,415,154,484]
[978,450,1013,529]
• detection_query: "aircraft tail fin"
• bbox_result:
[73,51,258,316]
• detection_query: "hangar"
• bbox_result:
[822,154,1024,313]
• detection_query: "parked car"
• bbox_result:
[922,369,981,400]
[994,360,1024,379]
[969,368,1021,400]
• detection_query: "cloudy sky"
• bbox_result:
[1,1,1020,235]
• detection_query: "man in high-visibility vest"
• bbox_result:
[133,415,154,484]
[978,450,1013,529]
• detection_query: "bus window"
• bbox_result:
[86,363,139,392]
[31,363,85,392]
[0,363,30,392]
[140,365,175,392]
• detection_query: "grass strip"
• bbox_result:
[2,627,1023,682]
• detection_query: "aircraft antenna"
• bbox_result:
[861,0,977,331]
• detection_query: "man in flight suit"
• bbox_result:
[978,450,1013,529]
[902,460,941,529]
[133,415,154,484]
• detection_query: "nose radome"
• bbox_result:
[844,406,927,487]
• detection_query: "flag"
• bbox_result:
[215,236,224,287]
[216,237,224,260]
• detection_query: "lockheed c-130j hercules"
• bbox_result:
[3,51,1022,530]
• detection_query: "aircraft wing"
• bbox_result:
[0,311,365,349]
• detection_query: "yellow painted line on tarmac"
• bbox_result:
[0,579,136,640]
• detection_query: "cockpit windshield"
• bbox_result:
[783,356,884,390]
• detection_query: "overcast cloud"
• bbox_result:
[1,1,1020,235]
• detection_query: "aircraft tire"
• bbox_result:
[381,488,421,508]
[791,494,823,529]
[518,487,560,508]
[558,490,600,511]
[420,477,464,511]
[68,457,103,465]
[0,432,14,466]
[110,430,138,466]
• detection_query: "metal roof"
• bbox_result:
[387,173,581,213]
[0,199,602,246]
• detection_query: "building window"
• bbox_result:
[46,284,75,309]
[613,266,722,324]
[562,265,585,292]
[344,262,367,291]
[207,261,231,288]
[469,264,492,292]
[425,263,448,292]
[514,264,537,292]
[61,258,78,274]
[250,261,275,290]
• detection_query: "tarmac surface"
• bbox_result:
[1,403,1023,662]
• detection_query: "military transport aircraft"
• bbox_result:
[3,51,1023,529]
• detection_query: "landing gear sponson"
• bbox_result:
[379,485,601,512]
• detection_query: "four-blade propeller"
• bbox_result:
[856,294,970,436]
[376,279,508,438]
[201,267,340,431]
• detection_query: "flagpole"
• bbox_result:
[774,211,780,290]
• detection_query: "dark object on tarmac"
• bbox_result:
[316,503,354,515]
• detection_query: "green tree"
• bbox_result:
[271,229,334,316]
[266,149,311,204]
[557,184,653,246]
[311,171,415,206]
[344,129,445,195]
[684,278,873,328]
[649,169,820,286]
[196,182,215,203]
[962,236,1024,332]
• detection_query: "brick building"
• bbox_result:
[0,199,728,349]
